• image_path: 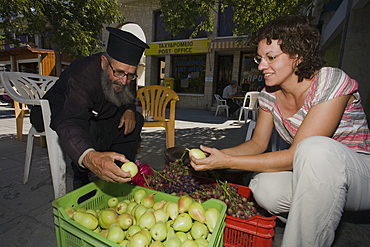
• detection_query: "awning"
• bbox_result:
[209,40,249,49]
[0,47,54,58]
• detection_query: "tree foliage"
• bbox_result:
[159,0,319,38]
[0,0,124,58]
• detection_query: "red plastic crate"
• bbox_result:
[223,184,276,247]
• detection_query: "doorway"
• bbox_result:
[215,55,233,96]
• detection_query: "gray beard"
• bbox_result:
[101,70,136,107]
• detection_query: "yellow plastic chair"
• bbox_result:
[137,85,179,148]
[14,101,30,141]
[1,78,30,141]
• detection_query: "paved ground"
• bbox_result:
[0,102,369,246]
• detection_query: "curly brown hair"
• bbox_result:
[248,15,324,82]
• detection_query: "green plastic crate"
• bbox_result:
[52,180,226,247]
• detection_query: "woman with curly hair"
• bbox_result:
[190,15,370,246]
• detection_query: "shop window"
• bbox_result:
[0,64,11,71]
[241,54,265,92]
[154,11,207,42]
[18,62,38,74]
[172,55,206,94]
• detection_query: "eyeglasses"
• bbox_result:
[107,60,137,80]
[254,52,284,64]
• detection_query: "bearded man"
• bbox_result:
[30,27,149,189]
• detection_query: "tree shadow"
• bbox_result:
[138,126,248,172]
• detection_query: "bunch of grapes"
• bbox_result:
[188,181,262,220]
[144,159,265,220]
[145,160,202,195]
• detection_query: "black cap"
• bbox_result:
[230,80,237,85]
[106,27,149,66]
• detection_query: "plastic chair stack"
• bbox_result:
[1,72,66,198]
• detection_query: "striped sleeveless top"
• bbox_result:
[259,67,370,153]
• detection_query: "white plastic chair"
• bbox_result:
[214,94,229,116]
[238,91,260,123]
[0,72,66,198]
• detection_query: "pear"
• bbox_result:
[98,209,118,229]
[121,161,139,177]
[166,219,173,228]
[119,240,129,246]
[190,222,208,239]
[76,208,86,212]
[123,199,131,204]
[134,189,147,204]
[166,201,179,220]
[150,241,165,247]
[139,229,152,243]
[92,226,101,234]
[181,239,199,247]
[126,225,142,240]
[163,201,172,212]
[117,213,134,230]
[176,232,188,242]
[116,201,128,214]
[172,213,193,232]
[166,223,176,239]
[188,202,206,223]
[142,193,155,208]
[128,231,150,247]
[108,197,119,208]
[150,221,167,241]
[153,200,166,210]
[130,204,139,218]
[154,209,169,223]
[206,233,211,241]
[178,195,193,213]
[126,201,138,215]
[134,205,148,222]
[64,207,76,219]
[195,238,209,247]
[204,207,220,233]
[164,234,182,247]
[85,209,98,218]
[107,223,126,244]
[73,211,99,230]
[139,210,156,230]
[99,229,108,238]
[188,148,206,159]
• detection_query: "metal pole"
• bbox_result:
[338,0,352,68]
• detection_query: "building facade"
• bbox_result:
[113,0,370,120]
[3,0,367,117]
[112,0,261,109]
[317,0,370,121]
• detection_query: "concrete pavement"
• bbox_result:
[0,102,369,246]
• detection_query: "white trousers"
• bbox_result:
[249,136,370,247]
